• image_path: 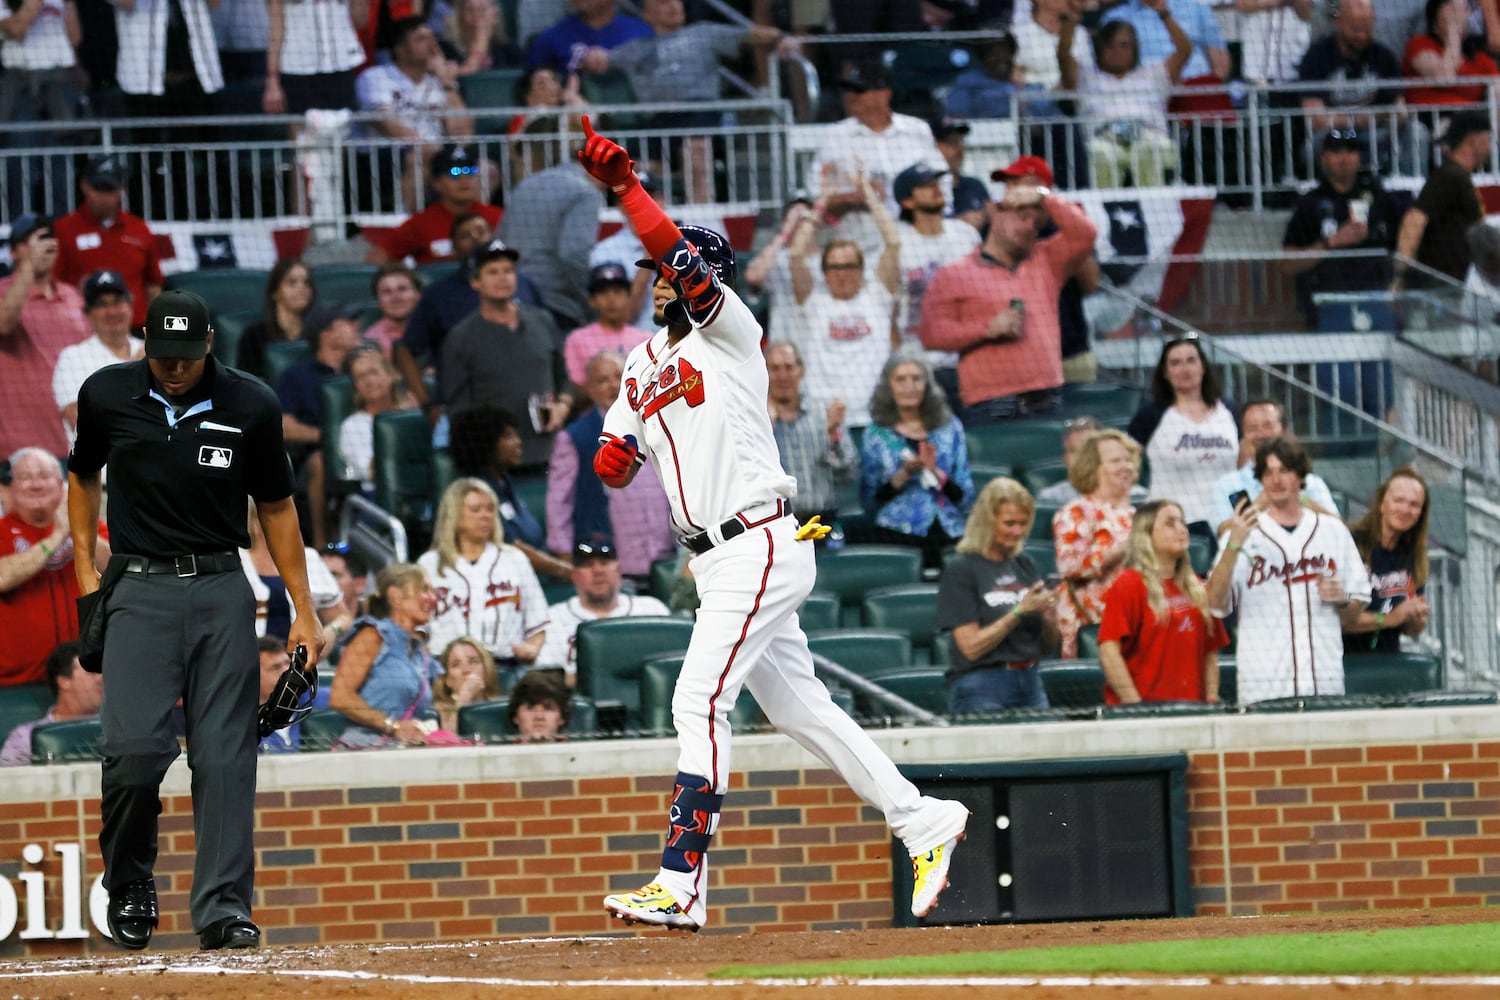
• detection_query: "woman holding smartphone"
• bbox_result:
[1097,500,1228,705]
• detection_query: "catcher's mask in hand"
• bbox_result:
[258,645,316,739]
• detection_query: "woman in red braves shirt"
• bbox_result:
[1098,499,1228,705]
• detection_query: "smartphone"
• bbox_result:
[1043,574,1064,590]
[1229,489,1251,514]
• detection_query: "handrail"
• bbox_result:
[810,653,946,727]
[338,494,408,565]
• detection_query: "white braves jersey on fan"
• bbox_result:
[1215,509,1370,704]
[536,594,672,676]
[604,288,797,536]
[418,543,549,659]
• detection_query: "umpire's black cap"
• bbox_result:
[144,290,212,360]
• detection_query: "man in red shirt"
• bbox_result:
[53,155,164,329]
[0,447,109,687]
[366,144,503,265]
[0,214,91,458]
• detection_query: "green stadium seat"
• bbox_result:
[542,581,575,605]
[574,616,695,732]
[1076,623,1100,658]
[210,308,260,369]
[1031,501,1064,540]
[814,545,924,626]
[310,264,379,308]
[1023,539,1057,578]
[649,556,680,604]
[807,629,913,680]
[861,583,940,661]
[30,718,103,763]
[1218,657,1236,705]
[320,375,359,491]
[1038,658,1106,711]
[300,709,349,750]
[264,340,312,390]
[932,631,953,670]
[164,268,269,315]
[865,667,948,717]
[969,462,1016,493]
[1020,460,1068,497]
[798,591,840,632]
[456,694,598,741]
[373,410,436,536]
[1342,652,1442,698]
[459,68,526,131]
[1058,383,1142,421]
[0,684,53,747]
[966,419,1066,469]
[639,654,764,736]
[415,260,456,288]
[510,474,549,541]
[431,448,456,506]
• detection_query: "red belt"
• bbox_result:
[1004,659,1039,671]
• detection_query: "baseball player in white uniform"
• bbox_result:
[1207,437,1371,705]
[576,117,969,932]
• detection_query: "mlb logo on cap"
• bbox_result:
[144,289,213,360]
[164,316,189,331]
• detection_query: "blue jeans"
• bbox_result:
[961,389,1062,427]
[947,666,1049,716]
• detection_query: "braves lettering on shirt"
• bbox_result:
[1244,552,1337,590]
[1174,431,1237,460]
[827,313,874,342]
[418,544,548,658]
[1368,568,1413,611]
[625,357,706,420]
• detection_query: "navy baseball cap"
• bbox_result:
[893,163,948,204]
[468,237,520,274]
[144,290,212,360]
[838,61,892,92]
[84,154,128,190]
[431,143,479,178]
[7,213,51,247]
[572,541,617,564]
[929,116,971,142]
[588,262,631,293]
[82,269,130,308]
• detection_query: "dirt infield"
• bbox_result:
[2,906,1498,998]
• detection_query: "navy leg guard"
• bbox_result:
[661,772,725,874]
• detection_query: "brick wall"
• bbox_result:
[0,709,1496,955]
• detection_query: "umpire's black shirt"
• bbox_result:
[68,355,296,556]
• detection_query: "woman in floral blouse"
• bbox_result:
[860,350,974,569]
[1052,429,1141,658]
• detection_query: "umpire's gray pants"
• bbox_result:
[98,569,259,933]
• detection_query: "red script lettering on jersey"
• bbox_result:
[626,358,706,419]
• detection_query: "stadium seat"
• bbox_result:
[1038,658,1106,711]
[1218,657,1237,705]
[807,629,913,680]
[0,684,53,747]
[574,616,695,732]
[798,591,840,632]
[861,583,940,662]
[264,340,312,389]
[373,410,436,538]
[814,545,924,625]
[864,667,948,717]
[1020,460,1068,497]
[1031,501,1064,540]
[639,654,764,736]
[1058,383,1142,421]
[969,462,1015,493]
[30,719,102,763]
[510,474,549,540]
[1342,652,1442,698]
[431,448,456,506]
[650,556,679,604]
[459,68,526,132]
[320,375,359,491]
[310,264,378,309]
[1075,623,1100,658]
[455,694,598,741]
[210,308,260,369]
[415,260,456,287]
[1023,539,1057,578]
[1188,536,1214,577]
[966,419,1066,469]
[164,268,269,315]
[931,631,953,670]
[300,709,349,750]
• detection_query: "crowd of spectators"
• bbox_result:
[0,1,1472,763]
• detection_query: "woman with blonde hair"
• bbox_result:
[1341,466,1432,653]
[1097,501,1228,705]
[418,478,548,685]
[431,637,504,733]
[1053,428,1141,658]
[329,563,442,748]
[937,477,1060,715]
[338,347,414,494]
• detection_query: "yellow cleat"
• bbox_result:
[603,882,701,931]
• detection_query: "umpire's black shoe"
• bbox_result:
[106,878,158,951]
[199,916,260,950]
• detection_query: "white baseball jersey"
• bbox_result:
[536,594,671,677]
[419,543,549,660]
[1146,402,1241,525]
[1215,508,1371,704]
[603,288,797,536]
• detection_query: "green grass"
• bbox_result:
[715,923,1500,978]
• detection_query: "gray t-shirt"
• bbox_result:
[608,24,747,102]
[440,304,568,467]
[936,551,1045,678]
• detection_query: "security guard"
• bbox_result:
[67,290,326,951]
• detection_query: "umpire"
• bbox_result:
[66,289,326,951]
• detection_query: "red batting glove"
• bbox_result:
[594,432,640,488]
[576,115,638,193]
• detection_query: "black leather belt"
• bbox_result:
[121,552,240,577]
[682,499,792,555]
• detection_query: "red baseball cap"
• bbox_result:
[991,155,1055,187]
